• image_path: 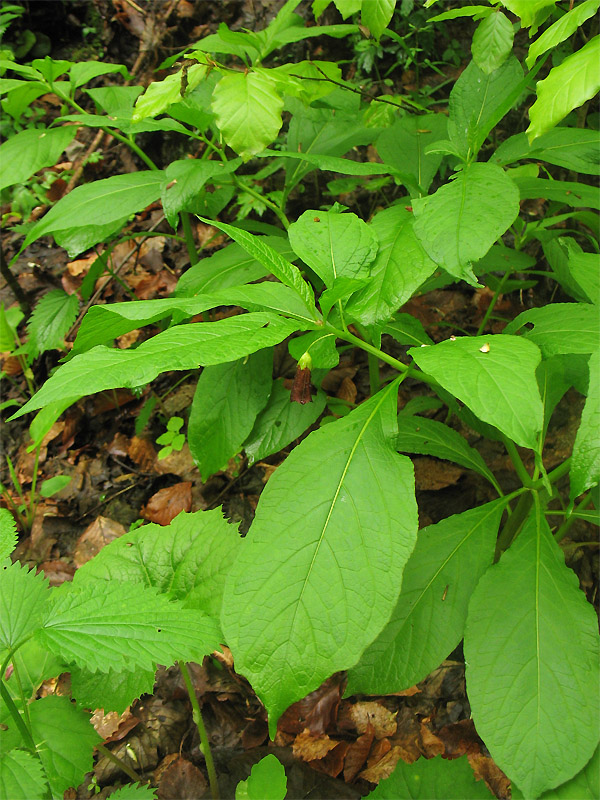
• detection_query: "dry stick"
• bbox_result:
[64,128,106,195]
[0,246,30,315]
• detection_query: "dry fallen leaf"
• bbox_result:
[337,376,357,404]
[359,745,404,783]
[293,729,340,762]
[413,457,464,491]
[343,723,375,782]
[74,516,127,567]
[157,755,207,800]
[347,701,397,739]
[128,436,157,472]
[143,482,192,525]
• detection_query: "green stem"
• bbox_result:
[354,323,380,395]
[554,493,594,543]
[232,176,290,229]
[476,269,512,336]
[181,212,199,265]
[179,662,220,800]
[0,678,37,752]
[503,437,533,488]
[495,491,533,560]
[95,742,143,783]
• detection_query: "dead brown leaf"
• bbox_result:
[117,329,141,349]
[413,457,464,491]
[39,560,75,587]
[143,482,192,525]
[347,701,397,739]
[468,753,511,800]
[74,516,127,567]
[293,729,340,762]
[337,376,357,404]
[91,708,139,742]
[343,723,375,782]
[157,756,207,800]
[419,722,445,758]
[278,675,344,735]
[128,436,157,471]
[359,745,404,783]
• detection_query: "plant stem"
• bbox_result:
[178,662,220,800]
[95,742,143,783]
[495,491,533,560]
[181,212,199,265]
[0,678,37,752]
[0,247,30,315]
[502,437,533,487]
[476,269,512,336]
[354,324,380,395]
[554,493,594,543]
[232,176,290,229]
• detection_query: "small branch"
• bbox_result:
[0,247,30,315]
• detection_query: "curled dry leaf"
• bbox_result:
[128,436,157,472]
[143,482,192,525]
[348,701,397,739]
[74,516,127,567]
[336,376,357,404]
[293,729,340,762]
[343,723,375,782]
[468,752,511,800]
[359,745,404,783]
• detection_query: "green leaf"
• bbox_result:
[564,241,600,304]
[288,210,378,288]
[362,0,395,40]
[288,330,339,368]
[347,502,503,697]
[70,665,156,715]
[22,171,166,251]
[161,158,240,228]
[236,755,287,800]
[384,313,432,347]
[37,581,221,673]
[375,113,448,194]
[73,509,241,631]
[69,61,128,89]
[6,639,64,704]
[212,71,283,160]
[527,36,600,142]
[39,475,71,498]
[0,560,48,652]
[464,504,600,798]
[501,0,558,29]
[472,11,514,75]
[108,783,158,800]
[244,379,327,464]
[513,745,599,800]
[492,129,600,176]
[526,0,600,68]
[28,400,72,451]
[11,313,299,419]
[366,754,492,799]
[258,149,392,175]
[512,177,600,209]
[570,355,599,500]
[201,218,317,315]
[0,126,76,192]
[133,62,206,121]
[53,217,130,259]
[188,350,273,480]
[395,416,497,485]
[430,6,492,22]
[409,334,543,450]
[26,289,78,357]
[0,509,17,560]
[0,303,23,352]
[0,749,47,800]
[504,304,599,357]
[412,164,520,286]
[447,56,524,160]
[222,381,418,734]
[346,206,437,326]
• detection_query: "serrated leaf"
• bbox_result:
[71,665,156,715]
[133,63,206,121]
[244,379,327,464]
[188,350,273,479]
[161,158,240,228]
[395,416,497,485]
[513,744,599,800]
[472,11,514,75]
[527,36,600,142]
[11,313,299,419]
[464,504,600,798]
[212,71,283,160]
[346,206,437,326]
[222,381,418,734]
[26,289,78,357]
[412,164,520,286]
[527,0,600,68]
[347,502,502,696]
[0,560,48,652]
[409,335,543,449]
[288,210,378,288]
[0,749,48,800]
[0,126,76,192]
[236,754,287,800]
[22,171,166,251]
[492,128,600,176]
[108,783,158,800]
[570,355,599,500]
[362,0,395,39]
[37,582,221,673]
[367,754,492,799]
[504,304,599,357]
[72,509,241,630]
[0,509,17,560]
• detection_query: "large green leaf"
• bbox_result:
[361,0,395,39]
[244,379,327,464]
[258,149,393,175]
[222,381,418,734]
[409,334,544,449]
[527,36,600,142]
[161,158,240,227]
[346,206,437,325]
[570,355,599,500]
[0,126,76,192]
[464,505,600,798]
[412,164,520,286]
[504,304,599,357]
[394,415,497,485]
[212,71,283,160]
[501,0,558,29]
[384,314,433,347]
[11,313,299,419]
[513,177,600,209]
[347,502,503,696]
[447,56,524,160]
[513,745,599,800]
[526,0,600,68]
[0,560,48,652]
[0,509,17,561]
[288,210,378,288]
[70,665,156,715]
[37,581,221,673]
[22,171,166,250]
[472,10,514,75]
[375,113,448,195]
[188,350,273,479]
[492,129,600,176]
[367,754,492,799]
[0,749,47,800]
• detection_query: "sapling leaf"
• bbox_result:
[69,60,128,89]
[526,0,600,68]
[366,754,492,799]
[347,501,503,696]
[70,665,157,715]
[0,508,17,560]
[40,475,71,498]
[384,314,433,347]
[0,749,47,800]
[26,289,78,357]
[37,581,221,673]
[504,304,600,357]
[236,754,287,800]
[376,114,448,195]
[161,158,240,228]
[133,63,207,121]
[257,149,393,175]
[0,559,48,652]
[222,380,418,734]
[361,0,395,40]
[0,125,76,192]
[492,128,600,176]
[188,349,273,480]
[500,0,558,30]
[409,334,544,450]
[471,11,514,75]
[464,504,600,798]
[513,176,599,209]
[109,783,159,800]
[570,355,599,501]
